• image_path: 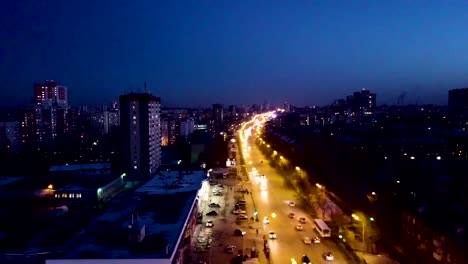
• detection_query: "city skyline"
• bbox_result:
[2,1,468,107]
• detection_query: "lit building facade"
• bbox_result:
[34,80,68,107]
[120,93,161,178]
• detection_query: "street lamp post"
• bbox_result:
[352,213,366,251]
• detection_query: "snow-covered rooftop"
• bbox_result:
[135,170,206,195]
[55,171,206,261]
[0,176,24,187]
[49,163,111,172]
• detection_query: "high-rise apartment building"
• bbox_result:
[120,93,161,178]
[34,80,68,107]
[19,81,71,144]
[0,121,19,148]
[180,118,195,139]
[212,104,224,130]
[448,88,468,129]
[346,89,376,123]
[161,118,177,146]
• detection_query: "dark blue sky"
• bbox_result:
[1,0,468,107]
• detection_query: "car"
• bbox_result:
[323,252,334,261]
[235,204,246,210]
[312,236,321,244]
[291,258,297,264]
[213,192,223,196]
[234,229,246,236]
[236,200,246,205]
[303,237,312,245]
[302,255,312,264]
[208,203,220,208]
[225,245,237,254]
[232,209,246,214]
[263,217,270,224]
[269,231,277,239]
[206,220,213,227]
[206,211,218,216]
[217,184,224,188]
[296,224,303,231]
[288,212,295,218]
[237,214,249,220]
[299,217,306,224]
[289,201,296,207]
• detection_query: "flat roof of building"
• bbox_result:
[47,170,206,262]
[49,163,111,172]
[0,176,24,187]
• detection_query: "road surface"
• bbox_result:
[240,115,348,264]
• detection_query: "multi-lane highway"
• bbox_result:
[240,113,347,263]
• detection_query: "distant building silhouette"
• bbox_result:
[448,88,468,130]
[345,88,376,124]
[212,103,224,131]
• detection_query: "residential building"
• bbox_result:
[120,93,161,178]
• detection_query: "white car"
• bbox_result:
[263,217,270,224]
[269,231,277,239]
[232,209,246,215]
[313,236,321,244]
[206,220,213,227]
[289,201,296,207]
[291,258,298,264]
[288,213,295,218]
[323,252,334,261]
[296,224,303,231]
[303,237,312,244]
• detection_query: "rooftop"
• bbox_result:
[0,176,24,187]
[48,170,206,262]
[49,163,111,173]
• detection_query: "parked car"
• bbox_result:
[232,209,246,215]
[289,201,296,207]
[302,255,311,264]
[299,217,306,224]
[234,229,246,236]
[263,217,270,224]
[288,213,295,218]
[296,224,303,231]
[208,203,220,208]
[312,236,321,244]
[237,214,249,220]
[303,237,312,245]
[323,252,334,261]
[206,211,218,216]
[225,245,237,254]
[206,220,213,227]
[269,231,277,239]
[213,192,223,196]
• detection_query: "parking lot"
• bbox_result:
[191,173,266,264]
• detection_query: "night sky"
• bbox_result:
[1,1,468,107]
